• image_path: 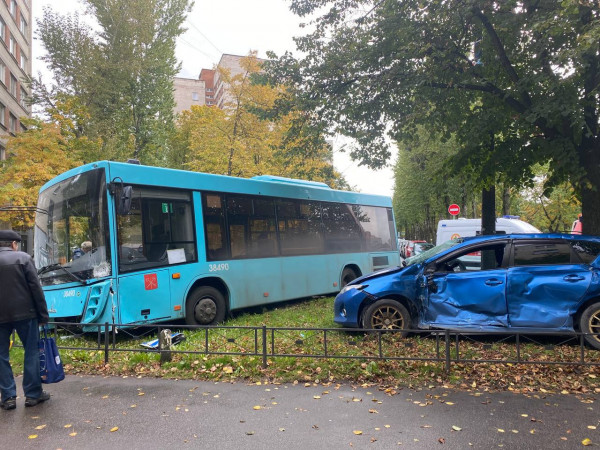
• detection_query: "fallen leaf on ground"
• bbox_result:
[582,438,592,446]
[253,406,261,410]
[34,425,46,430]
[110,427,119,432]
[28,435,38,439]
[452,426,462,431]
[353,430,363,435]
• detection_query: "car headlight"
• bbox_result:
[339,284,365,295]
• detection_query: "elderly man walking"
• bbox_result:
[0,230,50,410]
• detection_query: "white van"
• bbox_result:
[436,216,541,246]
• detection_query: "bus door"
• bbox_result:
[115,187,196,324]
[118,269,172,323]
[226,195,282,305]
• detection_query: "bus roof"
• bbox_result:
[39,161,393,207]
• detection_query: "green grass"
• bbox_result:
[7,296,600,392]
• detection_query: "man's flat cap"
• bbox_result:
[0,230,21,241]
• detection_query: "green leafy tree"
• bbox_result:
[516,164,581,233]
[393,128,480,241]
[170,54,344,187]
[35,0,193,163]
[271,1,600,234]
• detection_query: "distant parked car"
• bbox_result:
[334,233,600,349]
[412,241,434,256]
[399,240,432,259]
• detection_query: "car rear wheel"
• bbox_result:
[362,299,410,336]
[185,286,226,326]
[580,302,600,350]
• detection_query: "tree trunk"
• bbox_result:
[580,150,600,235]
[481,185,496,235]
[501,186,511,216]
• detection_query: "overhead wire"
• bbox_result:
[184,19,223,55]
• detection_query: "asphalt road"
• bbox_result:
[1,375,598,449]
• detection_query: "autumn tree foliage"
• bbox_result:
[169,54,343,188]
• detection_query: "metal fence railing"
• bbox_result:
[18,322,600,373]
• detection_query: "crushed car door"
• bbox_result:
[424,242,509,329]
[507,240,593,329]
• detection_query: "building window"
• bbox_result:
[20,87,27,109]
[0,145,5,161]
[10,0,17,17]
[9,74,17,97]
[9,113,17,133]
[0,17,5,42]
[0,103,5,126]
[0,59,5,85]
[192,92,199,101]
[9,34,16,56]
[20,52,26,71]
[20,16,27,36]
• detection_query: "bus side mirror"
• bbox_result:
[117,186,133,215]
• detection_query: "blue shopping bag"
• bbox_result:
[39,327,65,384]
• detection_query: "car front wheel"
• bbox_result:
[580,302,600,350]
[362,299,410,336]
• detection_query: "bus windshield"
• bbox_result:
[34,168,112,285]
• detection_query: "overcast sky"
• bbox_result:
[33,0,396,197]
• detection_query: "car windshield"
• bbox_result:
[405,239,463,266]
[34,168,112,285]
[415,243,434,253]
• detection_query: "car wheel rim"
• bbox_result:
[371,306,403,329]
[194,298,217,323]
[588,310,600,343]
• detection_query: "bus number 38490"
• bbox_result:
[208,263,230,272]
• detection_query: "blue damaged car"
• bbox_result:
[334,234,600,349]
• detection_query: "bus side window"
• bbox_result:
[203,193,228,261]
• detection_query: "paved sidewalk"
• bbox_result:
[1,375,598,449]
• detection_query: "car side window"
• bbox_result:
[438,244,507,273]
[513,242,571,266]
[571,240,600,264]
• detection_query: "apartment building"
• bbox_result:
[173,76,206,115]
[174,54,264,113]
[0,0,32,160]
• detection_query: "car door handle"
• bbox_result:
[564,274,585,282]
[485,279,503,286]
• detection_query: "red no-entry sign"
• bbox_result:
[448,204,460,216]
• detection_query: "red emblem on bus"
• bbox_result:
[144,273,158,290]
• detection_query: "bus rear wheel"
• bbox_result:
[341,267,358,287]
[186,286,226,326]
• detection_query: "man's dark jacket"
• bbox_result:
[0,247,49,324]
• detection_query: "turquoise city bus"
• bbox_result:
[34,161,399,329]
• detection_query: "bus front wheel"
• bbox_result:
[186,286,226,325]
